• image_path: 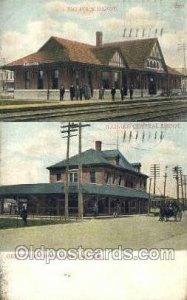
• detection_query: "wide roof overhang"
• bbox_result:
[0,183,149,200]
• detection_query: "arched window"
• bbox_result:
[147,60,150,67]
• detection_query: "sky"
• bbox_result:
[0,121,187,198]
[0,0,186,69]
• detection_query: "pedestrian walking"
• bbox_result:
[111,87,116,101]
[20,207,28,226]
[60,85,65,101]
[93,201,98,218]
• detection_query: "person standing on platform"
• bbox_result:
[120,87,124,100]
[70,84,75,101]
[129,84,134,100]
[111,87,116,101]
[79,86,83,100]
[60,85,65,101]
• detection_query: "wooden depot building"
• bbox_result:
[5,31,182,100]
[0,141,149,216]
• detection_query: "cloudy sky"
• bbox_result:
[0,0,186,69]
[0,121,187,198]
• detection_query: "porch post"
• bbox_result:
[108,197,111,215]
[57,199,60,216]
[0,199,4,214]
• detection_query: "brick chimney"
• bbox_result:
[96,31,103,47]
[95,141,102,151]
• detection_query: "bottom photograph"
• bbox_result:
[0,122,187,300]
[0,122,187,249]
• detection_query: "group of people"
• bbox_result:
[111,85,134,101]
[93,201,121,218]
[60,84,93,101]
[60,84,134,101]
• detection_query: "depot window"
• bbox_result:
[90,171,96,183]
[69,172,78,183]
[52,70,59,89]
[25,70,30,89]
[38,70,44,89]
[102,72,110,89]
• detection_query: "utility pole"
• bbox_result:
[178,43,187,76]
[61,123,78,220]
[178,43,187,94]
[78,123,82,219]
[76,123,90,219]
[62,122,90,220]
[183,175,187,207]
[172,166,182,201]
[148,178,152,215]
[179,169,184,204]
[150,164,160,194]
[163,166,168,198]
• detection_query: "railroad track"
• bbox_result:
[1,98,187,121]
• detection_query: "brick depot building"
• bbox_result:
[5,32,182,100]
[0,142,149,216]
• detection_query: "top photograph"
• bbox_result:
[0,0,187,121]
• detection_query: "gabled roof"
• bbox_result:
[6,36,101,67]
[0,182,149,199]
[92,46,127,67]
[103,38,162,70]
[6,35,179,77]
[47,148,148,177]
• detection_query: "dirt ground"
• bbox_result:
[0,212,187,251]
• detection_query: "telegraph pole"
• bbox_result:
[61,123,78,220]
[148,178,152,215]
[163,166,168,198]
[183,175,187,207]
[172,166,182,201]
[77,123,90,219]
[178,43,187,76]
[150,164,160,194]
[178,43,187,93]
[179,169,184,204]
[78,123,83,219]
[63,122,90,220]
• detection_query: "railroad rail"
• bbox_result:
[1,97,187,121]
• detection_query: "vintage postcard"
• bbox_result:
[0,0,187,299]
[0,121,187,299]
[0,0,187,121]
